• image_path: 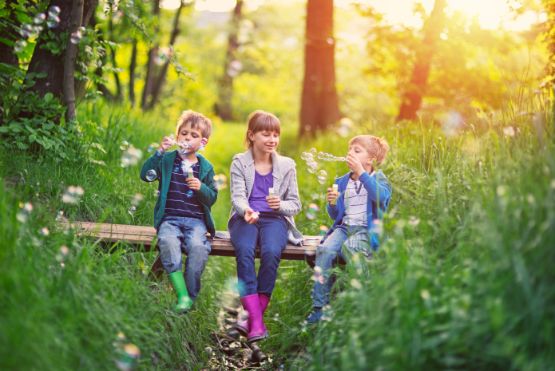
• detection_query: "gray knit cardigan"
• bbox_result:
[229,149,303,245]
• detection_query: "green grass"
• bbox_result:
[1,100,554,370]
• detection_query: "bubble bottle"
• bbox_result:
[330,184,339,205]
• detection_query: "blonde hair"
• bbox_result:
[245,110,281,148]
[176,110,212,138]
[349,135,389,165]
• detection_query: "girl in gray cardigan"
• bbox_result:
[228,110,302,342]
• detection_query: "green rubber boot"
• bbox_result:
[168,271,193,313]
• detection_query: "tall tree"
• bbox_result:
[63,0,85,121]
[24,0,97,101]
[396,0,447,121]
[215,0,243,121]
[299,0,340,137]
[141,0,160,110]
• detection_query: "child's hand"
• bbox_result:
[327,187,339,204]
[346,153,365,176]
[244,208,259,224]
[185,177,201,191]
[159,136,174,153]
[266,195,281,210]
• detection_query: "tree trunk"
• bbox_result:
[141,0,160,110]
[144,0,187,110]
[64,0,85,122]
[0,0,20,68]
[24,0,97,102]
[396,0,446,122]
[129,38,137,106]
[299,0,340,138]
[107,8,122,101]
[215,0,243,121]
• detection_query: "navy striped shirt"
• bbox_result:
[164,157,204,219]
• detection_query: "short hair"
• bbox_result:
[349,135,389,165]
[245,110,281,148]
[176,110,212,138]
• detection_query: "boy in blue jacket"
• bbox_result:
[306,135,392,324]
[140,110,217,313]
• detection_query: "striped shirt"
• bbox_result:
[164,157,204,219]
[343,178,368,227]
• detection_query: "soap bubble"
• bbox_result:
[306,203,320,220]
[70,29,83,44]
[145,169,157,182]
[337,117,353,137]
[115,343,141,371]
[317,170,328,184]
[131,193,144,206]
[120,140,130,151]
[121,145,143,167]
[214,174,227,190]
[128,205,136,216]
[14,40,27,53]
[62,186,84,204]
[319,225,329,236]
[147,142,159,153]
[17,202,33,223]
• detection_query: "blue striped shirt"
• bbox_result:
[164,157,204,219]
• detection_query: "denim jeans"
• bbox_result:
[157,216,212,300]
[228,213,288,297]
[312,225,370,308]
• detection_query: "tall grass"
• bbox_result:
[1,100,553,369]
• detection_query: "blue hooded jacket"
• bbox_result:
[323,170,392,250]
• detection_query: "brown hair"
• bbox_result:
[176,110,212,138]
[245,110,281,148]
[349,135,389,165]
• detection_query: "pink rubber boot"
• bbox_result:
[240,294,269,342]
[236,293,270,337]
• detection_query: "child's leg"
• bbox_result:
[343,227,371,276]
[229,215,259,297]
[312,227,348,308]
[181,217,212,300]
[257,216,288,297]
[157,218,185,274]
[158,218,192,312]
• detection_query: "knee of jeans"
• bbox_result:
[316,244,338,257]
[158,235,181,250]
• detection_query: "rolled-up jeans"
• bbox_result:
[157,216,211,300]
[228,213,288,297]
[311,225,370,308]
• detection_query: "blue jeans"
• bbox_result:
[229,213,288,297]
[157,216,212,300]
[312,225,370,308]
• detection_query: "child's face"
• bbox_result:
[176,122,206,154]
[348,142,374,170]
[249,130,279,155]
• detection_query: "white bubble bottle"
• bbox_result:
[330,184,339,205]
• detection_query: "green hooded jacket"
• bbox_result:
[140,150,218,236]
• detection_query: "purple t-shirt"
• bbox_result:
[248,170,274,213]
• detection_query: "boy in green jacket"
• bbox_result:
[140,110,218,312]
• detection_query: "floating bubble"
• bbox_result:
[115,343,140,371]
[128,205,136,216]
[131,193,144,206]
[48,5,61,16]
[62,186,84,204]
[306,202,320,220]
[372,219,383,236]
[47,16,60,28]
[147,142,159,153]
[441,111,464,137]
[39,227,50,236]
[121,146,143,167]
[120,140,130,151]
[350,279,362,289]
[153,189,160,198]
[14,40,27,53]
[145,169,158,182]
[56,245,69,263]
[317,169,328,185]
[312,266,325,284]
[214,174,227,190]
[337,118,353,137]
[33,13,46,24]
[70,30,82,44]
[318,225,329,236]
[227,60,243,77]
[503,126,515,137]
[17,202,33,223]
